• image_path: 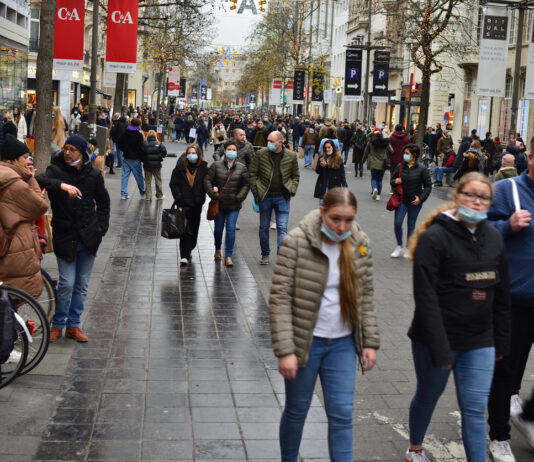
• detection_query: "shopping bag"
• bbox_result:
[43,213,54,254]
[189,128,197,139]
[298,147,304,159]
[161,203,187,239]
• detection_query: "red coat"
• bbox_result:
[388,131,411,164]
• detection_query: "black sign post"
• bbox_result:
[200,86,207,100]
[191,86,198,100]
[372,51,390,103]
[179,78,186,98]
[344,49,363,102]
[293,69,305,101]
[311,71,324,102]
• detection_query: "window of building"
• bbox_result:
[505,75,513,99]
[465,80,473,99]
[510,8,516,45]
[30,8,39,19]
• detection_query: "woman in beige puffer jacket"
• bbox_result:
[269,187,379,462]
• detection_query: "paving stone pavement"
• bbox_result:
[0,139,532,462]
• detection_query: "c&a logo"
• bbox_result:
[57,7,81,21]
[110,10,134,24]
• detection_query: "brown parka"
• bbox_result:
[0,162,49,298]
[269,210,380,368]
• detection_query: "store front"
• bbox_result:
[0,39,28,113]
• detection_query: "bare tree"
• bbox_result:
[33,0,56,176]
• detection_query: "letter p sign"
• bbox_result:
[348,68,359,79]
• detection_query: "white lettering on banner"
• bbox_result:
[57,7,81,21]
[111,11,134,24]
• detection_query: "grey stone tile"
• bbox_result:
[193,422,241,439]
[244,440,280,459]
[191,407,237,423]
[142,440,193,460]
[194,440,246,459]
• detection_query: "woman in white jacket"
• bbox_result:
[13,107,27,143]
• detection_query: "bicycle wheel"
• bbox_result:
[39,268,57,323]
[0,328,28,389]
[3,285,50,375]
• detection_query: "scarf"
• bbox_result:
[185,164,199,188]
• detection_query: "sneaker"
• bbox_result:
[270,222,277,230]
[404,448,431,462]
[5,349,22,364]
[235,225,240,230]
[121,196,128,200]
[49,327,63,342]
[372,188,378,200]
[376,194,381,201]
[180,258,188,266]
[511,394,523,417]
[488,440,515,462]
[156,195,165,200]
[260,255,270,265]
[512,414,534,450]
[391,246,404,258]
[140,193,146,200]
[403,248,412,260]
[145,197,152,201]
[433,181,443,187]
[65,327,88,343]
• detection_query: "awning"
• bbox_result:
[96,88,112,100]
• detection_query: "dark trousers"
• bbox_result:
[179,205,203,260]
[524,387,534,421]
[488,304,534,440]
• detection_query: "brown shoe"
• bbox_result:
[214,250,222,260]
[225,257,234,267]
[65,327,88,343]
[50,327,63,343]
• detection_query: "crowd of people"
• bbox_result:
[0,102,533,462]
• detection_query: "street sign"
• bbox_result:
[192,86,198,100]
[372,50,390,103]
[179,78,186,98]
[293,70,305,101]
[344,49,363,102]
[200,86,207,101]
[312,72,324,102]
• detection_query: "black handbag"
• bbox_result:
[161,202,187,239]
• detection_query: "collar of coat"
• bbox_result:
[298,209,368,254]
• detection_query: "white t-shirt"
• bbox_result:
[313,241,353,339]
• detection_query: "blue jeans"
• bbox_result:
[370,169,385,194]
[121,159,146,198]
[214,209,239,258]
[259,196,290,256]
[280,335,356,462]
[409,341,495,462]
[304,145,315,167]
[394,202,422,246]
[53,242,96,329]
[434,166,454,182]
[115,146,123,167]
[343,145,350,165]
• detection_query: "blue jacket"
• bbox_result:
[488,173,534,305]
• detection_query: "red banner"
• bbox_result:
[105,0,139,73]
[53,0,85,70]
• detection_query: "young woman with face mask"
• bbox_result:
[204,140,250,267]
[170,144,208,266]
[403,172,511,462]
[270,187,379,462]
[314,140,347,203]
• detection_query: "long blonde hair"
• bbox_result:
[322,188,360,328]
[407,172,492,259]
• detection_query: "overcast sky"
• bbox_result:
[211,1,263,50]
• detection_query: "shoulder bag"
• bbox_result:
[386,164,403,211]
[207,169,233,221]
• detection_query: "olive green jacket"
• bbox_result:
[249,147,300,201]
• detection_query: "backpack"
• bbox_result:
[0,288,17,364]
[354,135,366,152]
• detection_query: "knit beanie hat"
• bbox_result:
[64,135,89,155]
[1,134,30,161]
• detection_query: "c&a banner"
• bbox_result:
[105,0,139,73]
[53,0,85,70]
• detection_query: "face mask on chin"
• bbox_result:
[320,223,352,242]
[458,205,487,225]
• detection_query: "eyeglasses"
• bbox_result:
[459,191,491,204]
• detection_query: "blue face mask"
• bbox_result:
[403,154,412,163]
[458,205,487,225]
[225,151,237,160]
[326,150,333,156]
[320,223,352,242]
[187,154,198,163]
[267,142,276,152]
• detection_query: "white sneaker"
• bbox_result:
[391,246,404,258]
[270,222,276,230]
[488,439,515,462]
[4,349,22,364]
[376,194,381,201]
[404,448,431,462]
[372,188,378,200]
[156,195,166,200]
[403,248,412,260]
[180,258,188,266]
[512,414,534,450]
[121,195,128,200]
[140,193,146,200]
[510,394,523,417]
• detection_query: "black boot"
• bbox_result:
[109,169,115,175]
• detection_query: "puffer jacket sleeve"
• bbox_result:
[285,154,300,196]
[359,236,380,350]
[269,233,298,358]
[234,166,250,204]
[248,151,260,199]
[204,163,219,200]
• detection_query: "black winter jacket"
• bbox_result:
[453,137,473,171]
[314,158,347,199]
[204,160,250,212]
[36,154,110,261]
[110,118,127,143]
[169,154,208,208]
[390,161,432,204]
[142,139,167,169]
[408,213,511,367]
[117,128,144,160]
